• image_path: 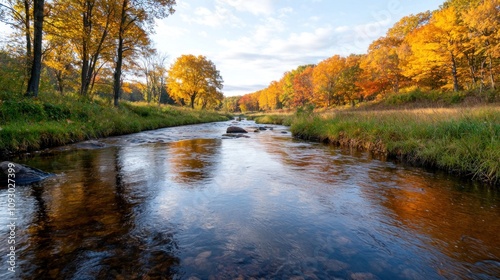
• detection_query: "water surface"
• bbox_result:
[1,120,499,279]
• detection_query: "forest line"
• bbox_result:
[227,0,499,113]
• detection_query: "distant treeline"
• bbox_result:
[226,0,499,112]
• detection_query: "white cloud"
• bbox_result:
[278,7,293,17]
[265,26,335,54]
[181,4,243,27]
[154,19,188,38]
[254,17,286,41]
[334,25,350,33]
[218,0,274,15]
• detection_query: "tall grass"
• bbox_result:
[0,96,231,156]
[290,106,500,185]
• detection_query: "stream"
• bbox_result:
[1,119,499,279]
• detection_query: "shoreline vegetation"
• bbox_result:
[250,91,500,186]
[0,94,231,157]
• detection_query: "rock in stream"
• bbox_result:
[1,161,53,185]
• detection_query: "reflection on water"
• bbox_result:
[169,139,221,184]
[0,147,179,279]
[0,121,499,279]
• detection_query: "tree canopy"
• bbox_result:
[167,54,224,109]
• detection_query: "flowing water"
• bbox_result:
[0,120,499,279]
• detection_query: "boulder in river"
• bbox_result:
[1,161,53,185]
[226,126,248,133]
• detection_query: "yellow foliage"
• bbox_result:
[167,54,223,109]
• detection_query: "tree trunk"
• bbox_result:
[80,0,91,96]
[56,70,64,94]
[24,0,32,75]
[489,54,496,90]
[394,74,399,94]
[26,0,44,97]
[113,0,128,107]
[80,52,89,96]
[451,53,459,92]
[79,0,109,97]
[190,93,196,109]
[113,37,123,107]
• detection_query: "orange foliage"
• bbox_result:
[237,1,499,110]
[292,66,315,107]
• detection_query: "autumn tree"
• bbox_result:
[222,96,241,112]
[46,0,115,97]
[238,92,259,112]
[338,54,362,106]
[361,37,404,95]
[361,12,431,97]
[111,0,176,107]
[402,23,448,89]
[278,71,293,109]
[404,7,469,91]
[463,0,500,90]
[435,6,469,91]
[44,30,78,95]
[313,55,346,107]
[387,11,431,40]
[167,54,223,109]
[441,0,482,10]
[292,66,315,107]
[258,80,282,110]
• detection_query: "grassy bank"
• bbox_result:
[0,96,231,156]
[255,106,499,185]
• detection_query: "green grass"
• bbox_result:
[0,95,231,156]
[253,114,293,126]
[289,106,500,185]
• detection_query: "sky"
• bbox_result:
[0,0,444,97]
[152,0,444,97]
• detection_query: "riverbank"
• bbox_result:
[0,96,231,157]
[254,106,500,185]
